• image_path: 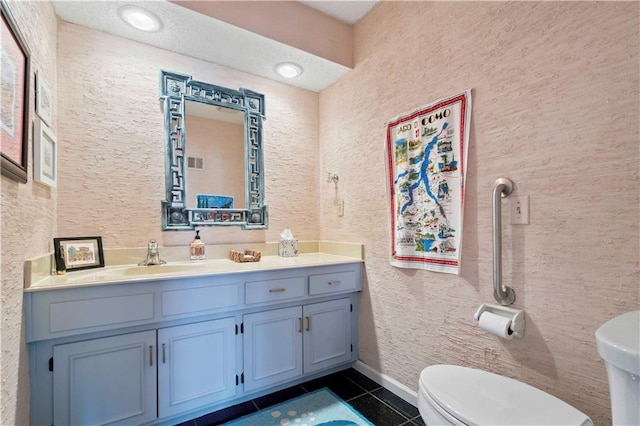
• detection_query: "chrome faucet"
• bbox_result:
[138,240,167,266]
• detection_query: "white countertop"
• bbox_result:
[25,253,363,292]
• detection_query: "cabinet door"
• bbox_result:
[157,317,237,418]
[303,298,352,374]
[243,306,303,392]
[53,330,157,426]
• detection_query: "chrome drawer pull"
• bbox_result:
[328,280,341,286]
[269,288,286,293]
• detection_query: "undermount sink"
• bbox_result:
[78,262,208,280]
[123,263,207,275]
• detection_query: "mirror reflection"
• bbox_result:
[184,101,246,210]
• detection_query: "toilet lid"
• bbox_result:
[420,365,592,426]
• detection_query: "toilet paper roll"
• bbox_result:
[479,311,514,339]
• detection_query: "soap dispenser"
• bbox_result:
[190,230,205,261]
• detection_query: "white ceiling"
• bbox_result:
[52,1,379,92]
[299,1,378,25]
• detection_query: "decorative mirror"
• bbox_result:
[159,70,267,230]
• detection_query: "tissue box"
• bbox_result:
[279,239,298,257]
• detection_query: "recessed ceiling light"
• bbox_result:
[118,6,162,32]
[275,62,303,79]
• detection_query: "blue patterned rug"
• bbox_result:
[222,388,374,426]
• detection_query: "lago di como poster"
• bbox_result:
[385,90,471,275]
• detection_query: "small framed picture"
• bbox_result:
[54,237,105,272]
[34,118,57,187]
[35,71,52,126]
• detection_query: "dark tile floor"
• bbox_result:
[180,368,425,426]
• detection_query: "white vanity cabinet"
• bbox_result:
[243,298,352,392]
[303,298,352,374]
[157,317,237,418]
[243,305,303,391]
[26,260,362,426]
[53,330,158,426]
[52,318,238,425]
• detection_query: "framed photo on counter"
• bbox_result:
[54,237,105,272]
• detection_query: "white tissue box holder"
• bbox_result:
[279,239,298,257]
[474,303,525,338]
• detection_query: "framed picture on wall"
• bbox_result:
[54,237,105,272]
[35,71,52,126]
[34,118,57,187]
[0,2,31,183]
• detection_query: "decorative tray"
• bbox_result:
[229,249,262,263]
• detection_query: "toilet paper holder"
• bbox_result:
[474,303,525,338]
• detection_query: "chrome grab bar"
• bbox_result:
[492,178,516,305]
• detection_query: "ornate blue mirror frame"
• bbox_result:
[159,70,267,230]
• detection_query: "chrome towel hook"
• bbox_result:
[492,178,516,305]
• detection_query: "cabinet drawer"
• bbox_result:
[309,270,357,295]
[49,293,154,333]
[161,283,239,317]
[245,276,305,304]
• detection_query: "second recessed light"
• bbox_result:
[275,62,303,78]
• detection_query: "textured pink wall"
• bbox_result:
[56,22,320,248]
[0,1,58,424]
[319,2,638,424]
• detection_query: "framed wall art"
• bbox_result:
[1,2,30,183]
[34,118,57,187]
[54,237,105,272]
[35,71,52,126]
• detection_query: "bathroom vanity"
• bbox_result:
[25,253,362,425]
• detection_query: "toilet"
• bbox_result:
[418,365,593,425]
[596,310,640,426]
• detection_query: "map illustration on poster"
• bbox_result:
[385,91,471,274]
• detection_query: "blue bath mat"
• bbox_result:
[222,388,374,426]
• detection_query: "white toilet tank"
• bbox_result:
[418,365,593,425]
[596,310,640,426]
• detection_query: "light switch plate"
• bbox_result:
[511,195,529,225]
